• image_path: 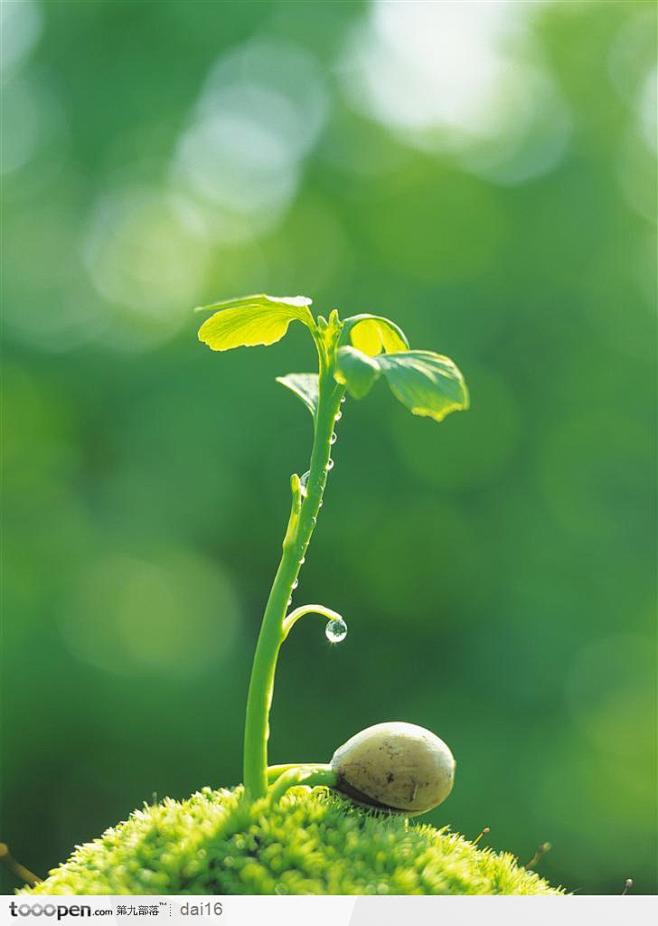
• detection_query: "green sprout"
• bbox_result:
[21,293,564,896]
[195,294,469,804]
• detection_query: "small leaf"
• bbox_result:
[197,294,314,352]
[334,346,381,399]
[276,373,319,418]
[345,315,409,356]
[377,351,469,422]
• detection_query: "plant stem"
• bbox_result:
[267,765,337,804]
[242,357,344,800]
[266,763,331,783]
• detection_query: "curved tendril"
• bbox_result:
[282,604,344,641]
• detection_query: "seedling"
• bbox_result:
[23,295,563,895]
[196,294,469,808]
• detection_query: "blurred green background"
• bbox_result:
[2,0,656,896]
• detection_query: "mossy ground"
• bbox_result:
[25,786,562,895]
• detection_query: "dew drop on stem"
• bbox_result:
[330,433,337,445]
[325,618,348,643]
[291,579,298,590]
[326,459,334,471]
[335,411,342,421]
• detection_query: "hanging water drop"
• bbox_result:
[341,395,346,404]
[287,597,292,607]
[330,432,337,445]
[335,411,343,421]
[299,556,306,565]
[325,618,348,644]
[292,579,299,590]
[326,459,334,471]
[300,471,310,496]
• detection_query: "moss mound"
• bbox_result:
[25,786,561,895]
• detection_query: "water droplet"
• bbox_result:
[341,396,346,404]
[318,500,323,508]
[330,432,337,444]
[299,556,306,565]
[287,597,292,607]
[292,579,299,590]
[335,411,343,421]
[326,459,334,471]
[325,618,347,644]
[311,516,317,526]
[300,471,310,496]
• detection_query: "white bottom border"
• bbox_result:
[2,895,657,926]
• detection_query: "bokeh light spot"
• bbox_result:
[0,0,42,78]
[341,0,570,184]
[83,185,211,346]
[172,37,328,243]
[60,550,241,678]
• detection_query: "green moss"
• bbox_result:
[24,786,562,895]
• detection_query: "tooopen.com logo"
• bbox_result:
[9,903,112,920]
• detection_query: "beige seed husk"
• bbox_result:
[331,721,455,814]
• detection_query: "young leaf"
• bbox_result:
[335,346,381,399]
[377,351,469,422]
[276,373,319,418]
[344,314,409,356]
[197,294,314,352]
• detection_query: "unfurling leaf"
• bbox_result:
[335,346,381,399]
[197,294,314,352]
[345,314,409,356]
[276,373,319,418]
[377,351,469,422]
